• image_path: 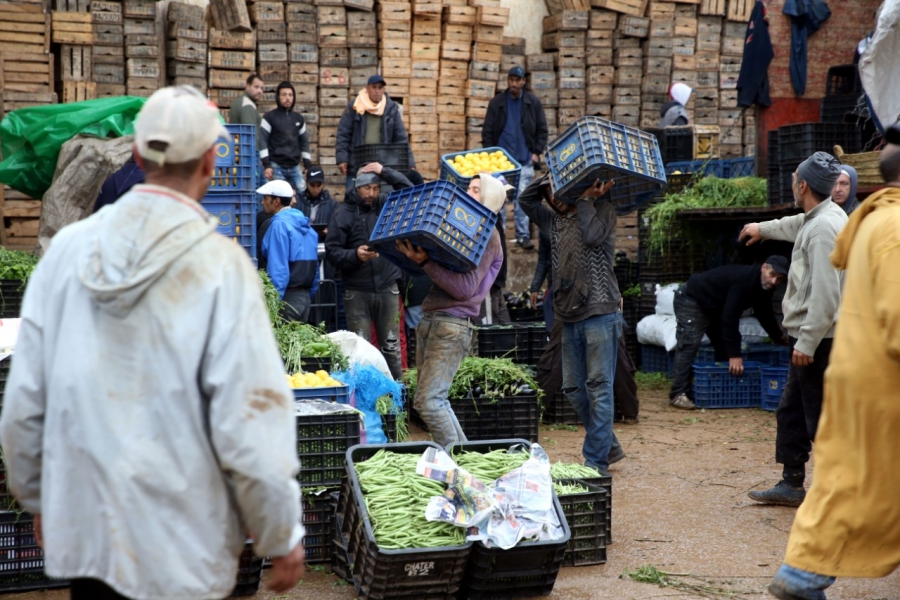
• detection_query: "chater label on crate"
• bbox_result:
[447,200,479,238]
[404,561,436,577]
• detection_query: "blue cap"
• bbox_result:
[367,74,386,86]
[509,66,525,78]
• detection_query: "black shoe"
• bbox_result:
[608,445,626,465]
[768,580,809,600]
[748,480,806,507]
[516,238,535,250]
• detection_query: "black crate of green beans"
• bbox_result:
[296,411,360,487]
[302,488,339,564]
[339,442,472,600]
[550,465,614,545]
[555,479,608,567]
[447,440,571,600]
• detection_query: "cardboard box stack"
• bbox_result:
[166,2,207,93]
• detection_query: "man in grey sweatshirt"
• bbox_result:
[739,151,847,507]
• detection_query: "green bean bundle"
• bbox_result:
[550,462,601,481]
[553,481,589,496]
[355,450,466,550]
[451,449,530,482]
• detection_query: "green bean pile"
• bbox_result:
[451,449,530,482]
[553,481,589,496]
[550,462,601,481]
[355,450,466,549]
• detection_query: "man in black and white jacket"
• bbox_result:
[260,81,312,194]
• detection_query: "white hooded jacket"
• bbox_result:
[0,184,303,600]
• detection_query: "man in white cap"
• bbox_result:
[256,179,320,322]
[395,173,507,446]
[659,82,693,127]
[0,86,305,600]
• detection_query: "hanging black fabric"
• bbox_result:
[783,0,832,96]
[737,0,774,107]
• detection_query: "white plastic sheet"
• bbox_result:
[859,1,900,128]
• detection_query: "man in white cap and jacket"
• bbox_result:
[0,86,306,600]
[394,174,507,446]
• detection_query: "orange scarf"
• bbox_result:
[352,89,386,116]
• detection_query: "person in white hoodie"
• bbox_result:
[0,86,306,600]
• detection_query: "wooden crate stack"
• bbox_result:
[249,0,285,113]
[88,0,123,98]
[53,0,96,103]
[544,9,587,130]
[1,2,55,115]
[586,9,616,124]
[641,1,674,126]
[287,1,318,167]
[165,2,207,93]
[123,0,160,98]
[318,0,349,188]
[526,52,556,138]
[377,1,411,131]
[407,0,441,179]
[438,0,471,158]
[207,26,256,116]
[466,1,506,151]
[718,15,748,157]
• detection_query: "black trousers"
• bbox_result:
[71,579,131,600]
[775,337,833,468]
[670,289,726,399]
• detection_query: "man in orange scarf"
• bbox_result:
[766,127,900,599]
[335,75,415,190]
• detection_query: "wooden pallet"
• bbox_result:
[61,80,96,102]
[0,4,50,54]
[1,53,54,95]
[0,186,41,251]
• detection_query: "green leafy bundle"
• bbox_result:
[449,356,542,402]
[0,249,38,282]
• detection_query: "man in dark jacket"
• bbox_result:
[93,156,144,213]
[482,66,549,250]
[325,162,412,379]
[260,81,312,194]
[669,259,789,410]
[298,166,338,279]
[520,173,624,472]
[335,75,414,190]
[257,180,319,322]
[229,73,264,130]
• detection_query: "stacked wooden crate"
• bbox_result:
[544,9,587,130]
[318,0,349,182]
[718,3,750,158]
[498,35,526,94]
[286,1,317,167]
[250,0,285,113]
[407,0,441,179]
[466,1,506,151]
[53,0,95,103]
[526,52,556,138]
[586,8,615,124]
[88,0,122,99]
[377,0,410,133]
[208,26,255,115]
[165,2,207,93]
[1,2,55,115]
[438,0,472,157]
[0,186,41,251]
[123,0,160,98]
[641,1,674,126]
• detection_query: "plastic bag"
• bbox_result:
[332,364,402,444]
[0,97,146,200]
[326,330,392,379]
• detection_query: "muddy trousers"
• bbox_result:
[343,285,402,380]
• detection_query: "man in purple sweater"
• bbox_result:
[395,174,507,446]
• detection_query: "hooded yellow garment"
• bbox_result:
[784,186,900,577]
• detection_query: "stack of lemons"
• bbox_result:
[450,150,516,178]
[287,370,344,389]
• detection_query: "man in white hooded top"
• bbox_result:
[0,86,306,600]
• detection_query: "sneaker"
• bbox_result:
[608,445,627,465]
[748,480,806,507]
[516,238,535,250]
[670,393,696,410]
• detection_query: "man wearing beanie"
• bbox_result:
[831,164,860,215]
[739,151,848,507]
[325,162,412,379]
[394,174,507,446]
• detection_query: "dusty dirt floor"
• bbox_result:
[17,387,900,600]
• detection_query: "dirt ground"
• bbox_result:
[17,388,900,600]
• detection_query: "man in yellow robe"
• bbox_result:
[767,127,900,599]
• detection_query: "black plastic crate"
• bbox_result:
[528,325,548,364]
[646,126,694,164]
[451,394,540,443]
[556,479,608,567]
[231,541,263,597]
[302,488,339,564]
[825,64,861,97]
[0,356,10,406]
[508,305,543,323]
[296,412,361,487]
[381,384,406,443]
[541,389,580,426]
[308,279,339,334]
[564,473,614,545]
[777,123,861,162]
[445,440,571,600]
[299,355,333,374]
[329,489,350,581]
[820,94,860,124]
[0,511,68,593]
[0,280,24,319]
[476,326,525,362]
[350,143,410,174]
[340,442,472,600]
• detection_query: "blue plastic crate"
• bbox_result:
[200,192,257,258]
[722,157,756,178]
[665,159,725,178]
[760,366,788,411]
[369,180,498,274]
[438,146,522,196]
[208,124,258,193]
[545,117,666,213]
[292,385,350,404]
[692,361,763,409]
[697,344,789,366]
[640,344,674,377]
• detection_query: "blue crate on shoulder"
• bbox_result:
[439,146,523,194]
[200,192,257,259]
[545,117,666,213]
[369,180,499,274]
[692,361,763,409]
[640,343,674,377]
[208,124,258,193]
[760,366,789,412]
